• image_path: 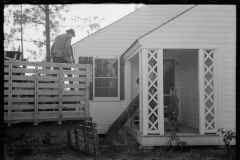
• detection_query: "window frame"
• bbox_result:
[93,55,120,101]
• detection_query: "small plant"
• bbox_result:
[218,128,236,159]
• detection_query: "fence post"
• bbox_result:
[34,62,39,126]
[8,60,12,127]
[58,63,63,125]
[85,65,90,117]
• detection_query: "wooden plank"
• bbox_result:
[36,69,59,74]
[62,77,86,82]
[62,90,86,96]
[85,65,90,117]
[12,60,36,67]
[12,68,35,74]
[59,64,63,125]
[78,126,98,134]
[63,84,86,89]
[12,83,35,88]
[12,75,35,81]
[38,76,59,81]
[8,60,13,126]
[83,123,88,152]
[67,130,71,146]
[74,129,80,150]
[34,63,39,126]
[9,96,86,102]
[38,83,58,88]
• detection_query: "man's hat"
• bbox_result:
[66,29,75,37]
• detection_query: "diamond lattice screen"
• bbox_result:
[147,50,159,133]
[203,50,215,132]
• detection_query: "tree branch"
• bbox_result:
[50,24,82,29]
[27,15,46,26]
[15,38,46,45]
[38,5,45,12]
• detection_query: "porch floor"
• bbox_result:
[130,122,199,135]
[128,123,220,146]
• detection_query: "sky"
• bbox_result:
[5,4,145,61]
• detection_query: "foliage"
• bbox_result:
[4,5,104,62]
[218,128,236,159]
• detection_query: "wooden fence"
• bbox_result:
[68,122,100,157]
[4,59,92,126]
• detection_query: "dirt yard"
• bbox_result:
[4,127,235,160]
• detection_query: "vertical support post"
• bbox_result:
[74,129,79,150]
[139,50,143,133]
[157,49,164,135]
[125,61,131,127]
[8,60,12,127]
[198,49,205,135]
[67,130,71,146]
[142,49,148,135]
[83,123,88,152]
[213,50,218,133]
[91,122,98,157]
[85,65,90,117]
[34,62,38,126]
[58,64,63,125]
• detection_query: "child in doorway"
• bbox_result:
[165,87,180,132]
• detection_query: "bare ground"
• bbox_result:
[4,128,235,160]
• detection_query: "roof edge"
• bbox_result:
[72,5,147,47]
[138,5,200,44]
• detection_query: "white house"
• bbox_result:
[72,5,236,146]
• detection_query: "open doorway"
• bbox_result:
[163,49,199,134]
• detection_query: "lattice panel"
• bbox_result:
[147,50,159,133]
[203,50,215,132]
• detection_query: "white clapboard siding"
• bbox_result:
[178,51,199,129]
[143,5,236,132]
[73,5,193,57]
[90,101,126,134]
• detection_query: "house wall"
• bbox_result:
[143,5,236,134]
[178,51,199,129]
[72,5,194,58]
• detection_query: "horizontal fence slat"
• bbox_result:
[12,61,36,67]
[4,111,86,121]
[4,104,86,110]
[5,96,85,102]
[63,84,86,88]
[38,76,59,81]
[12,75,35,81]
[12,82,34,88]
[35,69,59,74]
[12,68,35,74]
[62,77,86,82]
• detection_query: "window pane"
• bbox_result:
[110,88,118,97]
[95,78,102,87]
[95,59,102,68]
[103,69,118,77]
[95,69,102,77]
[103,88,110,97]
[164,96,170,106]
[102,59,118,68]
[95,88,103,97]
[94,58,118,98]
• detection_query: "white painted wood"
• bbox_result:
[126,61,132,105]
[142,49,148,135]
[157,49,164,135]
[198,49,205,135]
[139,50,143,134]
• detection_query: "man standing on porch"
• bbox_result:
[166,87,180,132]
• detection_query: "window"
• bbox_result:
[93,57,119,99]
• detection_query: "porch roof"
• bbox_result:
[122,5,200,61]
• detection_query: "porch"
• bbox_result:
[124,48,218,146]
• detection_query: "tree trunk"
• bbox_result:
[45,5,50,62]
